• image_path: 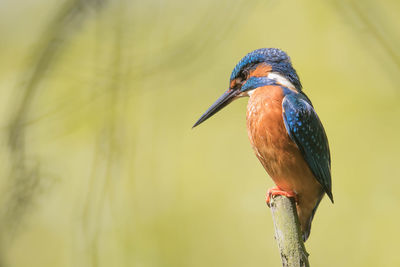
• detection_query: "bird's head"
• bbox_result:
[193,48,301,127]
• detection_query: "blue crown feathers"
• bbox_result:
[230,48,302,91]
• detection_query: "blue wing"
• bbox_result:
[282,92,333,202]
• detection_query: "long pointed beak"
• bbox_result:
[193,89,240,128]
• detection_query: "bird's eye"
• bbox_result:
[240,70,248,80]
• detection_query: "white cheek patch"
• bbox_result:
[267,72,296,91]
[240,73,296,97]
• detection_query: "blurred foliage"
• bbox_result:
[0,0,399,266]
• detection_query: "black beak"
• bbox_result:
[193,89,240,128]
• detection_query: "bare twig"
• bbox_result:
[269,195,310,267]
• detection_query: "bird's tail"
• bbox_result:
[297,193,324,242]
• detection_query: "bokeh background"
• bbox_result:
[0,0,399,266]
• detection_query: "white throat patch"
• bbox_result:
[267,72,296,91]
[245,89,255,96]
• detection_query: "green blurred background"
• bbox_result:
[0,0,399,266]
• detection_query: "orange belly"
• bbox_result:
[246,85,323,235]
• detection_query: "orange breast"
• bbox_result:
[246,86,323,231]
[246,86,303,189]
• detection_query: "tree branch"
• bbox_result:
[269,195,310,267]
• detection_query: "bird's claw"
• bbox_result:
[266,186,297,207]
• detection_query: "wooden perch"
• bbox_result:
[269,195,310,267]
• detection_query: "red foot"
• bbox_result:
[266,186,297,207]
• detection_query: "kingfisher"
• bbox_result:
[193,48,333,241]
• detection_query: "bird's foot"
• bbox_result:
[266,186,297,207]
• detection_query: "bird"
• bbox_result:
[193,48,333,241]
